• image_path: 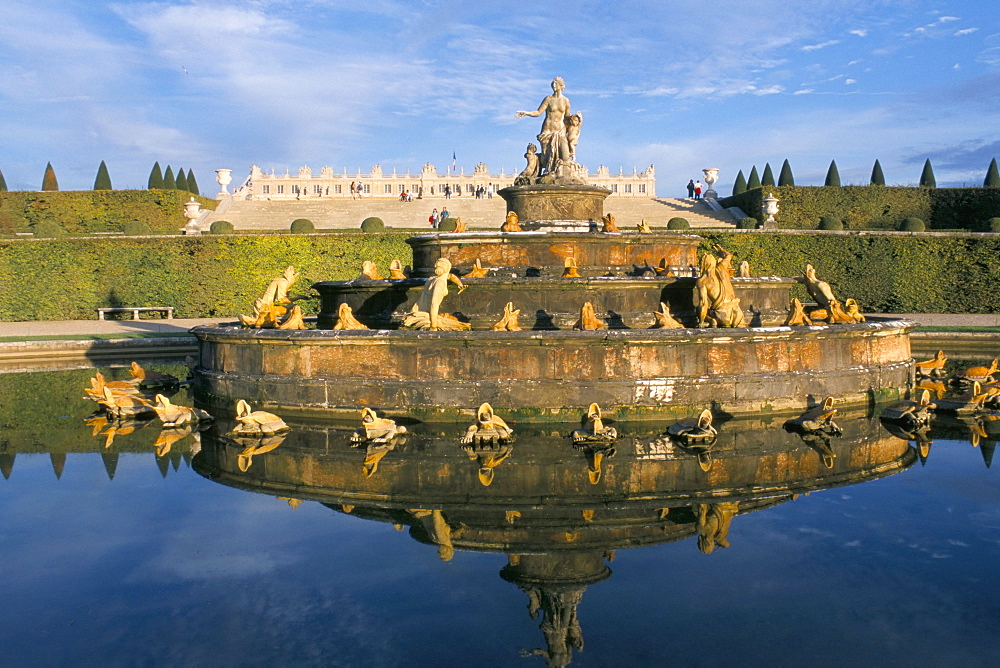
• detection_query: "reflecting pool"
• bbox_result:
[2,367,999,666]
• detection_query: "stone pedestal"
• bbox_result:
[499,184,611,232]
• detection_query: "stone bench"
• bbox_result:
[97,306,174,320]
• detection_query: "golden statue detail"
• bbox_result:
[351,407,406,443]
[636,219,652,234]
[492,302,522,331]
[501,211,522,232]
[573,302,606,330]
[696,248,746,328]
[915,350,948,378]
[239,266,303,329]
[601,213,619,233]
[149,394,212,427]
[332,303,368,330]
[464,258,489,278]
[230,399,289,436]
[401,258,470,331]
[460,403,514,445]
[388,259,409,280]
[784,298,814,326]
[652,302,684,329]
[359,260,384,281]
[562,257,581,278]
[695,502,739,554]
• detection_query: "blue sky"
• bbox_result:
[1,0,998,193]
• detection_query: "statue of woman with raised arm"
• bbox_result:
[516,77,573,177]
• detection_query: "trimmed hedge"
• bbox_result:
[0,232,413,320]
[736,217,758,229]
[720,186,1000,230]
[667,217,690,229]
[694,231,1000,313]
[0,190,217,235]
[900,217,925,232]
[818,216,843,231]
[437,217,458,231]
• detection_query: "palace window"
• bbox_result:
[625,184,632,194]
[277,185,284,194]
[611,184,618,193]
[334,185,342,194]
[639,184,646,194]
[399,184,406,193]
[385,184,393,194]
[262,185,269,194]
[313,185,322,194]
[364,184,370,194]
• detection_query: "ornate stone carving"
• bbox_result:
[97,386,155,419]
[239,266,301,328]
[572,302,606,330]
[128,362,177,389]
[562,257,581,278]
[880,389,935,427]
[464,258,489,278]
[601,213,618,233]
[501,211,523,232]
[332,303,368,330]
[636,219,652,234]
[401,258,470,331]
[359,260,384,280]
[515,77,585,184]
[571,403,618,444]
[150,394,212,427]
[784,298,813,326]
[388,259,409,279]
[783,397,842,435]
[230,399,289,436]
[351,407,406,443]
[513,144,540,186]
[667,409,718,445]
[460,403,514,445]
[696,248,746,328]
[652,302,684,329]
[738,260,751,277]
[492,302,522,331]
[915,350,948,378]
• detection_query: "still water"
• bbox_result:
[1,367,999,667]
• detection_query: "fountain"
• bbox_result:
[191,78,914,422]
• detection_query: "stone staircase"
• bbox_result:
[201,196,735,231]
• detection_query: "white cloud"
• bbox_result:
[850,29,868,38]
[794,88,815,95]
[845,79,857,85]
[954,28,979,37]
[802,40,841,52]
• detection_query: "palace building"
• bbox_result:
[232,162,656,200]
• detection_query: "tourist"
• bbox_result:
[350,181,357,200]
[429,208,439,228]
[356,181,364,198]
[441,207,450,222]
[444,184,451,199]
[487,184,494,199]
[687,180,695,198]
[694,181,703,200]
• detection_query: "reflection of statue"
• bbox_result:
[696,249,746,328]
[516,77,576,180]
[401,258,470,331]
[462,441,514,486]
[694,502,739,554]
[408,509,456,561]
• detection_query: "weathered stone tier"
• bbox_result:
[406,231,702,277]
[191,320,914,422]
[313,275,798,329]
[498,184,612,232]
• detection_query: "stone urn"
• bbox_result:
[183,197,202,235]
[702,168,719,200]
[762,192,779,227]
[215,168,232,199]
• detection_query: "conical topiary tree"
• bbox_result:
[778,159,794,186]
[747,166,761,190]
[175,168,188,192]
[870,159,885,186]
[919,159,936,188]
[761,163,775,187]
[148,162,164,189]
[186,170,199,195]
[732,170,747,196]
[93,160,112,190]
[0,169,7,192]
[825,160,841,187]
[163,165,176,189]
[984,158,1000,188]
[41,162,59,191]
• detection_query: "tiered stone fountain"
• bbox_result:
[191,79,913,422]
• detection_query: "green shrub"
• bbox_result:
[732,170,747,196]
[148,162,164,190]
[93,161,112,190]
[818,216,843,231]
[870,159,886,186]
[210,220,234,234]
[919,160,936,188]
[33,220,65,238]
[360,216,385,233]
[761,163,775,187]
[667,217,690,230]
[900,217,925,232]
[988,217,1000,233]
[437,217,458,232]
[163,166,176,190]
[985,158,1000,188]
[290,218,315,233]
[122,221,152,235]
[41,162,59,191]
[747,166,761,190]
[175,169,189,192]
[0,169,7,192]
[825,160,841,187]
[778,160,794,187]
[736,217,758,229]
